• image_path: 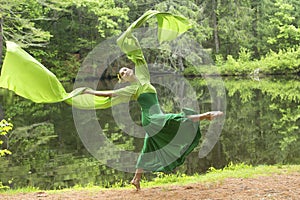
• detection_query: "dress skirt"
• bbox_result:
[136,93,201,172]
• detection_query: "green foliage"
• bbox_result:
[73,0,129,37]
[102,122,135,151]
[0,119,12,156]
[1,123,59,189]
[204,163,299,180]
[4,95,60,126]
[34,0,129,80]
[0,0,52,47]
[204,0,254,56]
[237,47,252,63]
[223,77,300,165]
[0,119,13,190]
[196,46,300,76]
[1,0,300,79]
[2,0,300,80]
[184,45,299,77]
[7,123,57,162]
[215,54,225,66]
[143,164,300,188]
[154,0,211,43]
[270,105,300,159]
[259,48,300,74]
[266,0,300,51]
[207,162,251,173]
[254,0,300,55]
[152,171,187,184]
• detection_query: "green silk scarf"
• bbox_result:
[0,10,191,109]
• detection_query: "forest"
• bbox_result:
[0,0,300,79]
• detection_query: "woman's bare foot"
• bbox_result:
[131,179,141,191]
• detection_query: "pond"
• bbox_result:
[0,75,299,190]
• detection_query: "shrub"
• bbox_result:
[0,119,13,190]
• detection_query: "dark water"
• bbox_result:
[0,76,299,189]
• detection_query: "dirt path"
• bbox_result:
[1,173,300,200]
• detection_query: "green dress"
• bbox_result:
[134,83,201,172]
[115,11,201,172]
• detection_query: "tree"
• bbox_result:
[200,0,254,58]
[33,0,130,80]
[251,0,300,56]
[211,0,219,53]
[0,0,52,46]
[266,0,300,51]
[0,0,54,65]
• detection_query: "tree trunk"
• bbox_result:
[212,0,220,53]
[0,17,3,66]
[251,1,259,57]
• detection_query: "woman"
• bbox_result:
[84,66,223,190]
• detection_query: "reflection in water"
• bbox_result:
[0,76,299,189]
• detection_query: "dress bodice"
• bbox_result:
[137,92,159,110]
[136,83,159,112]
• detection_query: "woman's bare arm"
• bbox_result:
[83,89,115,97]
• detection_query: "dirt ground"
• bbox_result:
[1,173,300,200]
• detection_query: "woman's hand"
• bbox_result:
[205,111,224,120]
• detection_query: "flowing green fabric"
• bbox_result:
[136,93,201,172]
[117,10,191,85]
[0,10,191,109]
[0,41,115,109]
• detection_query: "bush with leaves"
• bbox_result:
[0,119,12,157]
[0,119,13,189]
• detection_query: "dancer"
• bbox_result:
[84,66,223,190]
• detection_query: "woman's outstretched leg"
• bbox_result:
[131,168,143,191]
[187,111,223,122]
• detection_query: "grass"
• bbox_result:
[142,163,300,188]
[1,163,300,195]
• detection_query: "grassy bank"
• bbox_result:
[143,163,300,188]
[1,163,300,195]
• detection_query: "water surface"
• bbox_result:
[0,76,299,189]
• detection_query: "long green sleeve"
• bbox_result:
[117,10,191,85]
[0,41,113,109]
[0,41,71,103]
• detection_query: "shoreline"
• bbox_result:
[1,164,299,198]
